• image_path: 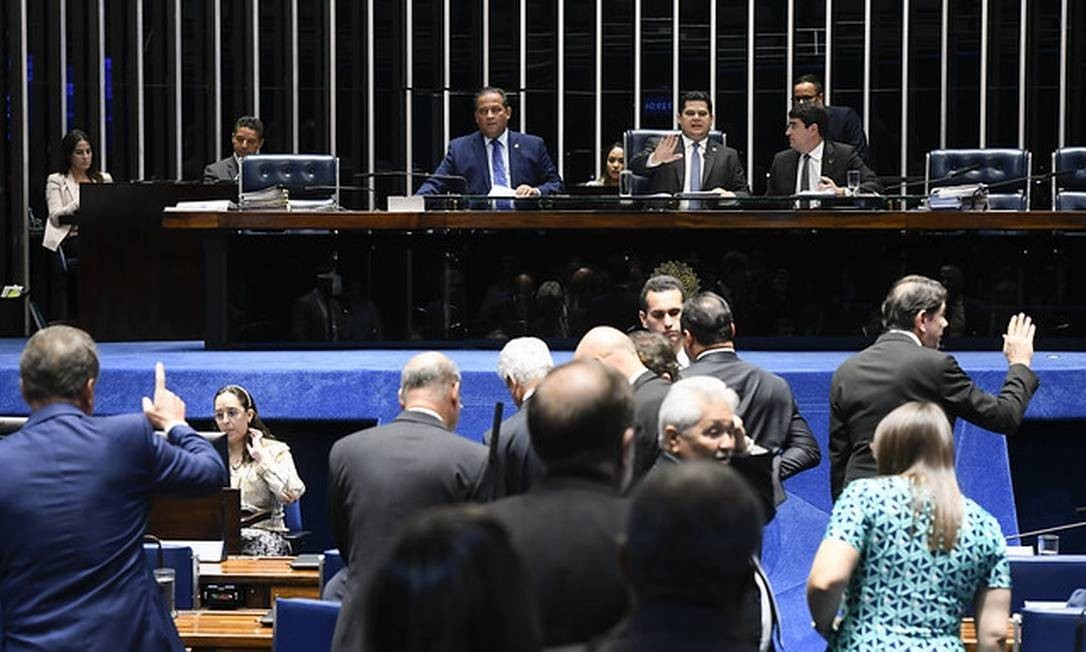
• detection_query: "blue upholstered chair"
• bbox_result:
[1009,555,1086,613]
[623,129,726,195]
[321,548,344,592]
[281,500,310,554]
[142,542,197,609]
[1020,606,1084,650]
[1052,147,1086,210]
[272,597,341,652]
[239,154,340,205]
[925,148,1032,210]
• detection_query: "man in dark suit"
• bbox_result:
[203,115,264,182]
[766,103,881,197]
[638,274,689,368]
[682,291,821,507]
[0,326,225,651]
[793,73,869,162]
[592,462,765,652]
[575,325,672,487]
[628,90,750,197]
[485,359,634,647]
[649,378,779,650]
[482,336,554,496]
[416,86,564,197]
[328,351,489,652]
[830,274,1039,500]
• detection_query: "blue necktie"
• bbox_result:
[689,141,702,192]
[491,139,509,188]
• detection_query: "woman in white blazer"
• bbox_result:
[44,129,112,251]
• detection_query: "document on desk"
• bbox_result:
[166,539,225,562]
[165,200,236,212]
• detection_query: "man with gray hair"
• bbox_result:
[575,326,672,487]
[484,336,554,495]
[651,376,780,651]
[830,274,1039,500]
[0,326,225,651]
[328,351,489,652]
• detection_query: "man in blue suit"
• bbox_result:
[0,326,226,651]
[416,86,564,197]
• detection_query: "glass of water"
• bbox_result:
[1037,534,1060,555]
[846,170,861,196]
[154,567,177,616]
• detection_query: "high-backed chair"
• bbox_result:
[925,148,1031,210]
[320,549,344,596]
[272,597,341,652]
[282,500,311,554]
[623,129,726,195]
[142,541,198,609]
[1052,147,1086,210]
[239,154,340,206]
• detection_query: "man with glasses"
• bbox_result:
[792,73,869,162]
[628,90,750,197]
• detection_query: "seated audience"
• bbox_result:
[629,330,681,382]
[766,104,880,197]
[213,384,305,555]
[486,359,634,646]
[808,401,1010,651]
[586,142,625,187]
[364,505,541,652]
[416,86,564,197]
[590,461,765,652]
[483,337,554,497]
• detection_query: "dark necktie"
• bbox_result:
[800,153,811,192]
[690,142,702,192]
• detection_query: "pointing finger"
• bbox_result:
[155,362,167,391]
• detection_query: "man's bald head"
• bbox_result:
[399,352,462,429]
[528,359,633,471]
[574,326,645,378]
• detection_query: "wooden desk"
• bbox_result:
[174,609,271,650]
[200,556,320,608]
[960,617,1017,651]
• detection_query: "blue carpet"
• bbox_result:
[1,339,1080,651]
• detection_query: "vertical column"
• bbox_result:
[595,0,602,179]
[862,0,871,135]
[366,0,374,208]
[99,0,107,169]
[1058,0,1067,147]
[634,0,641,128]
[824,0,832,103]
[174,0,182,179]
[137,0,145,179]
[940,0,947,148]
[291,0,299,151]
[214,0,222,157]
[1017,0,1026,149]
[746,0,754,179]
[329,0,336,156]
[519,0,526,128]
[979,0,988,146]
[786,0,794,116]
[671,0,678,128]
[60,0,68,132]
[558,0,564,178]
[901,0,909,190]
[482,0,489,85]
[18,0,30,325]
[709,0,716,124]
[443,0,450,145]
[405,0,413,183]
[253,0,260,116]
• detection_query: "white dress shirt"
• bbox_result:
[793,140,825,194]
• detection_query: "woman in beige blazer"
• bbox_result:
[44,129,112,251]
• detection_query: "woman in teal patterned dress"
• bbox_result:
[807,401,1010,651]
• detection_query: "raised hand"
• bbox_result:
[142,362,187,429]
[649,133,684,165]
[1002,312,1035,367]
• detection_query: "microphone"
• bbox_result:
[353,170,470,193]
[887,163,984,191]
[1006,519,1086,542]
[983,167,1076,192]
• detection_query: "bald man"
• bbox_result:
[328,352,489,652]
[575,326,672,487]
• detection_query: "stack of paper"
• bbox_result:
[239,186,289,210]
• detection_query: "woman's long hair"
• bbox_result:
[873,401,964,552]
[55,129,104,182]
[214,384,276,464]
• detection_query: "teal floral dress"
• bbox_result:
[824,476,1010,651]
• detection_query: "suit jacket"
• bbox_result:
[684,348,821,484]
[203,155,239,183]
[485,470,630,646]
[590,600,751,652]
[483,397,546,498]
[44,171,113,251]
[416,130,564,196]
[766,139,881,197]
[630,370,672,485]
[628,137,751,196]
[829,331,1041,500]
[328,410,489,652]
[0,403,225,651]
[826,104,869,162]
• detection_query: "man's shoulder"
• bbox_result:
[510,131,546,147]
[827,104,861,121]
[826,140,858,158]
[770,147,797,165]
[448,132,483,148]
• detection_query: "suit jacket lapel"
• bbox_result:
[507,131,521,187]
[781,151,800,194]
[671,138,685,189]
[821,140,840,181]
[701,141,720,187]
[472,133,491,192]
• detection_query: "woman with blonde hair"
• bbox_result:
[807,401,1010,651]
